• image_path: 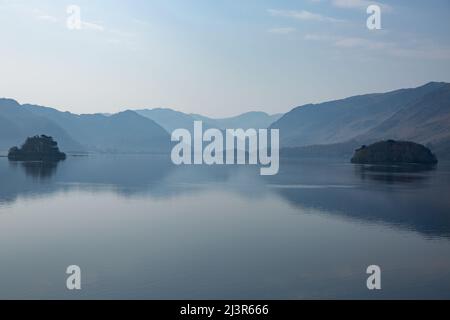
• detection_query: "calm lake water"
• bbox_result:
[0,155,450,299]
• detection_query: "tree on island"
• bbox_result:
[351,140,438,165]
[8,135,66,161]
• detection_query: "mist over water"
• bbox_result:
[1,155,450,299]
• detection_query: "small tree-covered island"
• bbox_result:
[351,140,438,165]
[8,135,66,161]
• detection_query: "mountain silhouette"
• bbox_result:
[271,82,450,159]
[135,108,200,133]
[0,100,170,153]
[356,83,450,147]
[23,105,170,153]
[0,99,83,152]
[191,111,283,130]
[2,82,449,158]
[136,108,282,133]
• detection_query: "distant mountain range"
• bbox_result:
[135,108,282,133]
[0,100,282,154]
[1,82,450,158]
[0,99,84,152]
[0,100,170,153]
[271,82,450,159]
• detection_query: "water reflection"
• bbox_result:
[272,183,450,239]
[0,155,178,204]
[1,156,450,239]
[354,163,436,184]
[265,160,450,239]
[9,161,60,180]
[1,156,450,299]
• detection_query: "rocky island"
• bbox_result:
[351,140,438,165]
[8,135,66,161]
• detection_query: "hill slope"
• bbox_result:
[271,82,450,159]
[357,83,450,145]
[23,104,170,153]
[0,99,83,152]
[136,108,282,133]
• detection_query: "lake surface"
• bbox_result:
[1,155,450,299]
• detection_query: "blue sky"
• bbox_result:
[1,0,450,116]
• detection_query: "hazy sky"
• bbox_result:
[1,0,450,117]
